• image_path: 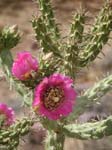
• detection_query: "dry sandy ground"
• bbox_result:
[0,0,112,150]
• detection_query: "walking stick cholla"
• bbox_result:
[0,0,112,149]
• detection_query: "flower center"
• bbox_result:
[43,87,64,111]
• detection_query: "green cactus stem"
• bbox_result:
[37,0,60,39]
[0,49,13,78]
[45,130,65,150]
[69,74,112,120]
[70,11,85,43]
[78,2,112,67]
[32,0,61,57]
[32,17,62,58]
[0,25,20,76]
[63,116,112,140]
[0,118,33,150]
[32,16,63,74]
[65,11,85,78]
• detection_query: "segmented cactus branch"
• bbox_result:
[37,0,60,39]
[45,130,65,150]
[63,116,112,139]
[0,26,20,78]
[0,49,13,78]
[65,12,85,78]
[0,118,33,150]
[78,2,112,67]
[70,11,85,43]
[32,17,62,58]
[69,74,112,120]
[32,0,62,58]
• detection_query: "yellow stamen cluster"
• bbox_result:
[43,87,64,111]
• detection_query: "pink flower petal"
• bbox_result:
[12,51,38,80]
[33,74,77,120]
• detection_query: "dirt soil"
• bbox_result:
[0,0,112,150]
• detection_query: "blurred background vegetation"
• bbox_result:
[0,0,112,150]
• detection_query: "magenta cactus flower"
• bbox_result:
[0,103,15,127]
[12,51,38,80]
[33,74,77,120]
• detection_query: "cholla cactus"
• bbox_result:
[0,0,112,150]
